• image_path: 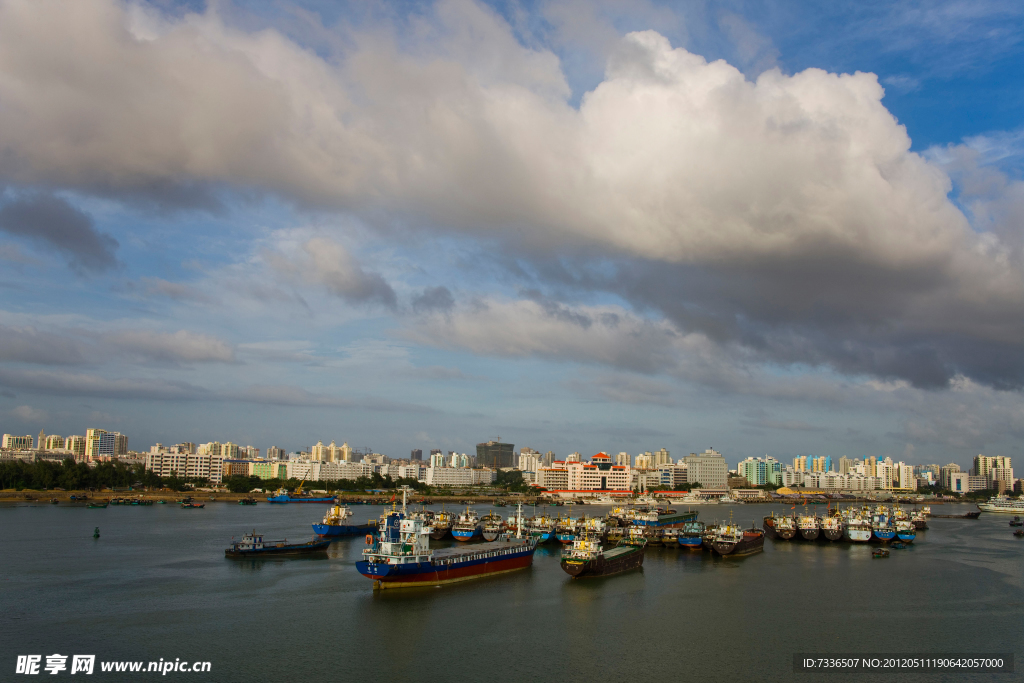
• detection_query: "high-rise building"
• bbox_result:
[653,448,671,466]
[838,456,853,475]
[429,451,446,468]
[543,451,555,467]
[44,435,65,450]
[411,449,423,461]
[682,448,728,489]
[973,454,1012,478]
[476,441,515,469]
[266,446,285,460]
[793,455,807,472]
[615,452,631,466]
[2,434,33,450]
[738,456,781,486]
[66,435,87,459]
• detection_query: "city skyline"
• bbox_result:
[0,0,1021,466]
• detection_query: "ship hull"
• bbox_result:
[312,523,376,537]
[777,528,796,540]
[226,540,329,558]
[356,547,535,588]
[823,528,844,541]
[872,529,896,543]
[896,532,916,543]
[267,495,336,504]
[844,527,872,542]
[762,517,778,539]
[561,546,644,578]
[429,526,451,540]
[482,529,501,542]
[678,536,703,549]
[798,528,820,541]
[556,532,575,544]
[451,528,481,541]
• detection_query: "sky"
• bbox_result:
[0,0,1021,469]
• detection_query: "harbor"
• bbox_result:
[2,499,1020,683]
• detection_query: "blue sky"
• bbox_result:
[0,0,1021,468]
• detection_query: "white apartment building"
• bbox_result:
[423,467,496,486]
[146,452,224,484]
[535,463,569,490]
[682,449,728,489]
[566,459,631,491]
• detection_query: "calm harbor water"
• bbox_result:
[2,501,1021,682]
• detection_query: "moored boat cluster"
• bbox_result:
[764,504,926,544]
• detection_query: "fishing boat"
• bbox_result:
[238,497,258,505]
[560,526,646,578]
[313,504,376,537]
[481,512,505,542]
[451,507,482,542]
[1008,516,1022,527]
[181,502,205,509]
[711,523,765,557]
[842,511,872,542]
[871,510,896,543]
[872,548,889,558]
[678,520,705,549]
[797,514,820,541]
[624,506,699,528]
[660,527,679,546]
[895,519,916,543]
[555,515,576,544]
[356,492,538,589]
[910,509,928,530]
[1013,529,1024,537]
[87,502,108,509]
[820,514,844,541]
[225,531,329,558]
[526,514,557,543]
[430,510,454,540]
[701,524,720,550]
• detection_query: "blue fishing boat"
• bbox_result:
[677,520,705,549]
[451,507,482,541]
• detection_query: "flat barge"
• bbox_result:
[225,531,329,558]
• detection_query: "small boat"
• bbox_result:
[872,548,889,558]
[1009,516,1022,527]
[891,541,908,549]
[157,500,167,504]
[87,502,108,509]
[1013,529,1024,537]
[225,531,329,558]
[181,502,205,509]
[238,497,258,506]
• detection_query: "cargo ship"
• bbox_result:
[225,531,330,558]
[452,507,482,541]
[711,524,764,557]
[267,487,336,504]
[842,511,872,542]
[623,507,699,528]
[678,520,705,549]
[355,491,538,589]
[312,504,376,537]
[560,527,646,578]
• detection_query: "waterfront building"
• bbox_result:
[949,472,968,494]
[398,464,424,480]
[566,453,631,491]
[476,441,515,468]
[658,463,688,488]
[424,467,496,486]
[535,462,569,490]
[738,456,781,486]
[148,452,224,484]
[682,448,728,489]
[2,434,33,450]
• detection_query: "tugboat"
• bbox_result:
[225,531,329,558]
[356,490,538,589]
[313,504,376,537]
[711,523,765,557]
[560,526,647,579]
[451,507,482,542]
[678,520,705,549]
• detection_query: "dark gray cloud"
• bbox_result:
[412,286,455,313]
[0,325,87,365]
[0,193,118,272]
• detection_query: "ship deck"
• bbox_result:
[602,546,634,560]
[431,539,532,560]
